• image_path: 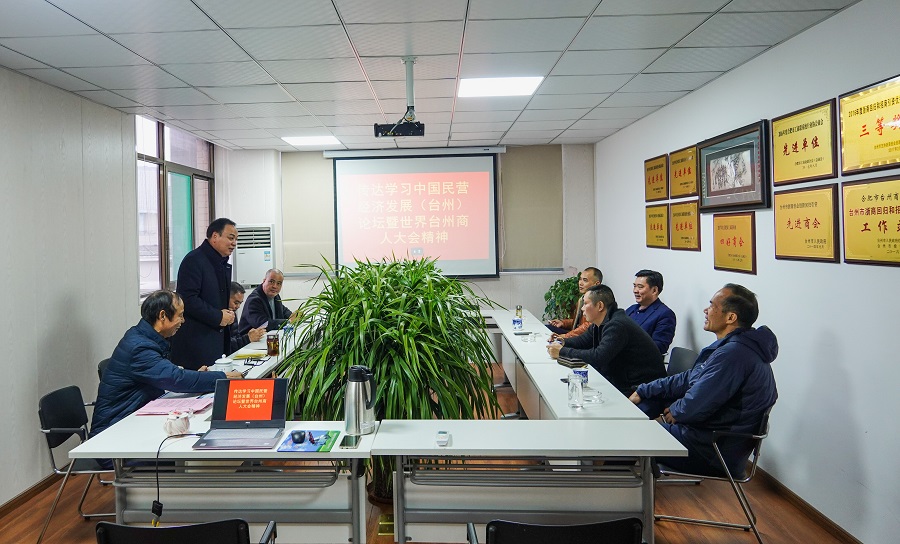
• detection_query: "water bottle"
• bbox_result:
[515,304,523,318]
[567,371,584,408]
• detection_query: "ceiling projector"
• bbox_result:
[374,121,425,138]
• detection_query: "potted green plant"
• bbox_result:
[542,272,582,322]
[277,256,500,499]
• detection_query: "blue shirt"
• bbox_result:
[625,298,676,354]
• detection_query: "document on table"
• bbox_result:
[135,396,214,415]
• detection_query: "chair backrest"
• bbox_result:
[485,518,643,544]
[666,347,698,376]
[38,385,89,449]
[96,519,251,544]
[98,358,111,381]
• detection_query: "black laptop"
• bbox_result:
[192,378,287,450]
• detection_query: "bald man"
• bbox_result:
[238,269,295,334]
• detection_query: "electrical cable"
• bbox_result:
[151,433,202,526]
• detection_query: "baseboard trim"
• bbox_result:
[757,468,861,544]
[0,474,61,519]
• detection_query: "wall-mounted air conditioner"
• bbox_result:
[233,224,274,286]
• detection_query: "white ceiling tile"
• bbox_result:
[569,118,635,130]
[0,35,149,67]
[227,102,312,118]
[344,141,400,149]
[572,14,709,50]
[553,49,665,75]
[195,0,341,27]
[451,132,505,141]
[459,52,559,78]
[117,87,218,106]
[452,122,514,133]
[209,132,281,142]
[500,138,553,146]
[318,113,388,126]
[455,96,530,112]
[67,65,187,89]
[361,55,458,81]
[722,0,855,12]
[619,71,720,93]
[559,128,619,138]
[328,125,378,137]
[679,11,834,47]
[250,117,325,130]
[347,22,463,57]
[503,129,564,139]
[76,89,139,108]
[465,19,585,54]
[282,81,374,101]
[261,58,365,84]
[584,106,661,119]
[510,120,575,131]
[554,136,606,144]
[199,85,294,104]
[0,0,97,37]
[599,91,688,107]
[186,118,260,130]
[335,135,385,144]
[528,94,610,109]
[112,30,251,64]
[371,79,456,99]
[645,46,767,72]
[406,100,454,117]
[452,110,520,123]
[335,0,468,23]
[468,0,601,19]
[18,68,99,91]
[50,0,218,33]
[162,62,276,86]
[539,75,633,95]
[0,45,46,69]
[154,104,237,118]
[593,0,730,16]
[517,108,591,121]
[303,100,383,116]
[229,27,355,61]
[271,127,338,137]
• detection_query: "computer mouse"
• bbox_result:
[290,430,306,444]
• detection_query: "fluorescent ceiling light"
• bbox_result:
[282,136,341,146]
[458,77,544,97]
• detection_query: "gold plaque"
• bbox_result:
[644,155,668,202]
[669,146,698,198]
[645,204,669,249]
[713,212,756,274]
[842,176,900,266]
[774,185,839,262]
[772,100,837,185]
[670,200,700,251]
[840,75,900,174]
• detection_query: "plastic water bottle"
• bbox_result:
[568,372,584,408]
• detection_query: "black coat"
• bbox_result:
[170,240,232,369]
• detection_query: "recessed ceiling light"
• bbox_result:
[458,77,544,97]
[282,136,341,146]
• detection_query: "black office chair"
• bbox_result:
[466,518,643,544]
[98,358,111,381]
[95,519,277,544]
[666,346,698,376]
[655,406,774,544]
[37,385,115,544]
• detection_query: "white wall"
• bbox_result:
[594,0,898,541]
[0,67,138,505]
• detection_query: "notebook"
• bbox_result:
[192,378,288,450]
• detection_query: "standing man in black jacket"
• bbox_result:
[547,284,665,395]
[170,218,238,370]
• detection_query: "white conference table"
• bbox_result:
[69,413,374,544]
[373,419,686,544]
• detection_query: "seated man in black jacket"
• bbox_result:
[547,284,665,395]
[228,281,266,352]
[238,269,296,335]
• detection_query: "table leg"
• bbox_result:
[641,457,655,544]
[351,458,362,544]
[394,455,406,543]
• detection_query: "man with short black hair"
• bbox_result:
[626,269,676,354]
[547,266,603,338]
[90,290,241,439]
[229,282,266,351]
[170,218,238,369]
[629,284,778,478]
[547,284,665,395]
[238,269,296,334]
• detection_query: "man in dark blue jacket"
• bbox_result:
[90,290,242,439]
[238,269,295,335]
[170,218,238,369]
[625,269,676,354]
[629,284,778,478]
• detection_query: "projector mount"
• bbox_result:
[375,56,425,137]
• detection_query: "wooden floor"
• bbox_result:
[4,366,856,544]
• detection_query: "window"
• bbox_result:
[136,116,215,296]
